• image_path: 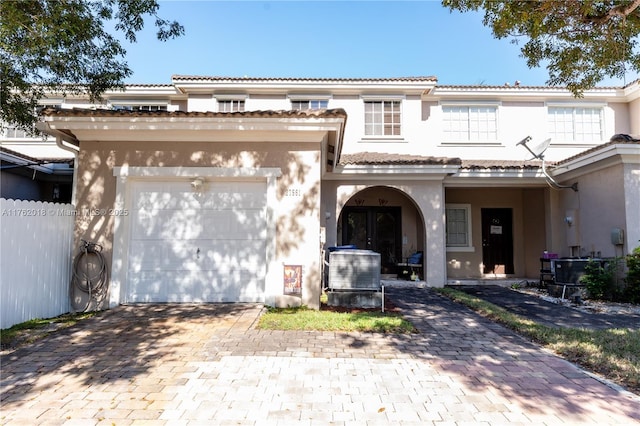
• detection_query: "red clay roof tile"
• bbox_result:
[339,152,461,166]
[39,107,348,119]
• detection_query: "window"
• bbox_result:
[364,100,401,136]
[442,106,497,142]
[547,107,602,142]
[3,125,30,138]
[291,99,328,110]
[113,105,167,112]
[218,100,245,112]
[446,204,472,250]
[3,104,60,138]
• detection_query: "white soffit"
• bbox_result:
[41,115,346,143]
[553,143,640,179]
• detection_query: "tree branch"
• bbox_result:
[585,0,640,24]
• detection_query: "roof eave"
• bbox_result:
[328,163,460,180]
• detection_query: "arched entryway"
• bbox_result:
[337,186,425,277]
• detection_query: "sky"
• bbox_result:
[119,1,639,87]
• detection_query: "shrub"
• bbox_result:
[580,259,626,301]
[624,246,640,304]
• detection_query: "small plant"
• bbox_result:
[624,246,640,304]
[580,260,613,300]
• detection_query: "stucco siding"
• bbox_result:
[624,162,640,253]
[330,180,446,286]
[445,187,545,279]
[556,163,627,258]
[74,140,323,308]
[630,98,640,136]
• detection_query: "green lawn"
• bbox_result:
[1,312,97,350]
[257,306,417,333]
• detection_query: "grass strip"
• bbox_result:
[435,287,640,394]
[1,312,97,350]
[257,306,417,333]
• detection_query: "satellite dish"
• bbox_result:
[515,136,578,191]
[517,136,551,160]
[529,138,551,159]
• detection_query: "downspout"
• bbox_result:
[55,136,80,206]
[36,122,80,206]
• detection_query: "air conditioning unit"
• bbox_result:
[328,250,381,290]
[553,258,604,285]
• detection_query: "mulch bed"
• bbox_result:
[320,296,401,314]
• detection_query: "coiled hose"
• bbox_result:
[71,239,107,312]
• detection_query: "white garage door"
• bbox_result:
[126,180,267,303]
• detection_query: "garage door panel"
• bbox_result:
[134,181,266,210]
[127,180,267,304]
[130,267,264,303]
[133,209,266,240]
[200,211,266,240]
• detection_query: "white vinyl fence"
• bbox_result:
[1,198,75,329]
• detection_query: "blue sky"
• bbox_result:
[120,1,638,87]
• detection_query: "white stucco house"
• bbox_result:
[4,75,639,309]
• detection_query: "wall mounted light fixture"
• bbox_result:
[191,177,205,192]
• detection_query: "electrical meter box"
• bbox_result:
[611,228,624,246]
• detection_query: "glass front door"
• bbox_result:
[341,207,401,274]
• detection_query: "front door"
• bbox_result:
[481,208,514,274]
[341,207,401,274]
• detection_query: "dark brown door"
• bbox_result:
[342,207,401,273]
[481,208,514,274]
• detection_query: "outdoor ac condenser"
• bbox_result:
[328,250,381,290]
[553,258,604,285]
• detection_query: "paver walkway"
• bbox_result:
[1,286,639,425]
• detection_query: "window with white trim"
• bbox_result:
[3,104,61,138]
[442,106,497,142]
[547,107,603,142]
[291,99,328,110]
[446,204,472,249]
[218,99,245,112]
[364,100,401,136]
[112,105,167,112]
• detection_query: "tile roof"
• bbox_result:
[554,135,640,166]
[39,107,348,119]
[460,159,543,170]
[172,75,438,83]
[339,154,544,169]
[434,78,639,91]
[0,146,74,164]
[339,152,461,166]
[434,84,623,91]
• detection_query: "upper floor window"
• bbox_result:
[547,107,603,142]
[442,105,497,142]
[218,99,245,112]
[291,99,328,110]
[3,104,60,138]
[113,105,167,112]
[3,125,31,139]
[364,100,401,136]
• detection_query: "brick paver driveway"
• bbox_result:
[1,286,639,425]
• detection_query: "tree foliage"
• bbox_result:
[443,0,640,95]
[0,0,184,133]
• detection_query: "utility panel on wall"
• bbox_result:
[611,228,625,246]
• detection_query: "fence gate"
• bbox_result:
[0,198,74,329]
